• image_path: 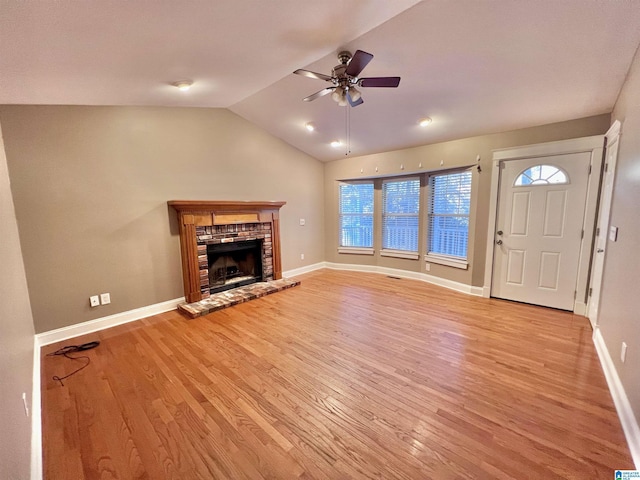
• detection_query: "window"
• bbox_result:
[339,182,374,251]
[515,164,568,186]
[382,178,420,256]
[427,170,472,266]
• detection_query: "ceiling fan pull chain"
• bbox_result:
[345,103,350,156]
[348,105,351,155]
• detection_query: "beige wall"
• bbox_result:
[0,106,325,333]
[0,121,35,479]
[324,114,611,286]
[599,44,640,425]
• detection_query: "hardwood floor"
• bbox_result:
[41,269,633,479]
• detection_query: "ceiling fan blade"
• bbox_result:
[345,50,374,77]
[303,87,335,102]
[347,91,364,107]
[359,77,401,88]
[294,69,333,82]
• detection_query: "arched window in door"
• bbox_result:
[514,165,569,186]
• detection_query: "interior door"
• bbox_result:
[588,130,620,327]
[491,153,591,310]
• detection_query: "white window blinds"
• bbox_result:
[339,182,374,248]
[382,178,420,252]
[428,171,472,259]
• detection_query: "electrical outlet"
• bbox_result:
[100,293,111,305]
[425,263,431,272]
[621,342,627,363]
[299,218,306,226]
[90,295,100,307]
[22,392,29,417]
[300,253,305,260]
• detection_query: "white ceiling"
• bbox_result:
[1,0,639,161]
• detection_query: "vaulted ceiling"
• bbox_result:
[2,0,640,161]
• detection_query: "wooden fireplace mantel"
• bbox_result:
[169,200,286,303]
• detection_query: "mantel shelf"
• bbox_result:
[168,200,286,213]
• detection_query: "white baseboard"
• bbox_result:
[593,327,640,468]
[282,262,326,278]
[31,336,42,480]
[323,262,483,296]
[36,297,185,346]
[284,261,483,297]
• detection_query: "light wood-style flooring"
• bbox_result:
[41,269,633,479]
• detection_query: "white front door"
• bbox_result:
[491,153,591,310]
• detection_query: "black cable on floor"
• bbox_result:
[46,341,100,386]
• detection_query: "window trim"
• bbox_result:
[382,249,420,260]
[424,253,468,269]
[338,247,374,255]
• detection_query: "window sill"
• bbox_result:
[425,254,468,269]
[338,247,374,255]
[380,249,419,260]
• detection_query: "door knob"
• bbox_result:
[496,239,503,245]
[497,230,503,236]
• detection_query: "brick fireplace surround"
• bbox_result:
[197,222,273,297]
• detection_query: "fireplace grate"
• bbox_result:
[207,239,264,294]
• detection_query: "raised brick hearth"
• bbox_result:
[178,277,300,318]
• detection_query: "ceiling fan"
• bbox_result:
[294,50,400,107]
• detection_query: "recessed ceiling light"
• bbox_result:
[172,81,193,92]
[305,122,315,132]
[330,140,342,148]
[419,117,433,127]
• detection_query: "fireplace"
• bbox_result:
[168,200,285,303]
[207,239,263,294]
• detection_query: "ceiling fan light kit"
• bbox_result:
[294,50,400,107]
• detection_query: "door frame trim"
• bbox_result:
[483,135,605,315]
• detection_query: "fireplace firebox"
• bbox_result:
[207,239,263,294]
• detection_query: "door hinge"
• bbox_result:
[596,227,600,236]
[589,287,593,297]
[605,163,609,172]
[574,291,577,300]
[588,165,592,175]
[581,229,584,239]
